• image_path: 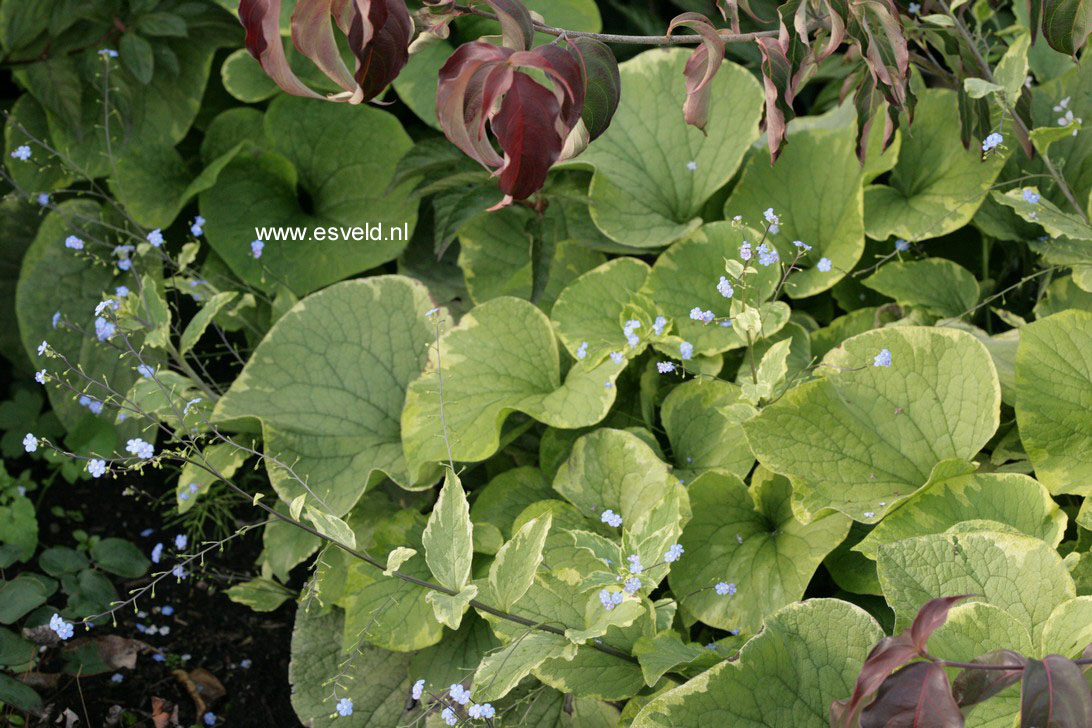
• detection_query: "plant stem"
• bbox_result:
[938,0,1091,224]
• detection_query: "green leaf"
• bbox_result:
[632,632,706,686]
[0,1,50,51]
[0,576,49,624]
[964,77,1005,98]
[120,32,155,84]
[470,466,555,538]
[304,507,356,550]
[425,584,478,630]
[1040,597,1092,658]
[743,327,1000,522]
[288,603,412,727]
[641,222,786,357]
[225,577,294,612]
[422,471,474,592]
[401,297,621,473]
[409,613,499,689]
[178,441,251,513]
[570,48,763,248]
[660,379,756,481]
[0,672,42,712]
[135,12,188,37]
[200,95,418,296]
[472,631,578,703]
[488,514,552,611]
[3,94,73,194]
[550,256,653,361]
[877,531,1075,641]
[1014,310,1092,495]
[392,36,450,129]
[862,258,980,318]
[725,126,865,297]
[213,277,443,516]
[0,492,37,566]
[90,538,150,579]
[992,188,1092,239]
[632,599,884,728]
[565,595,646,644]
[996,33,1031,102]
[383,546,417,577]
[855,472,1067,559]
[39,546,89,577]
[669,469,850,634]
[1042,0,1092,55]
[865,89,1007,241]
[0,627,35,668]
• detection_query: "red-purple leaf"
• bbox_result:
[1020,655,1092,728]
[240,0,325,99]
[715,0,769,33]
[509,44,585,132]
[567,38,620,141]
[860,662,964,728]
[837,635,920,728]
[436,41,513,170]
[909,596,975,654]
[951,650,1027,708]
[473,0,535,50]
[347,0,413,101]
[491,71,563,200]
[756,35,793,162]
[667,13,726,132]
[291,0,358,93]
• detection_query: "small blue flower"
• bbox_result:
[623,577,641,594]
[664,543,684,562]
[908,1,920,13]
[126,438,154,459]
[873,348,893,368]
[575,341,588,360]
[117,258,131,271]
[1023,189,1041,204]
[152,653,165,662]
[172,565,187,579]
[88,459,107,478]
[137,364,155,378]
[600,509,622,528]
[251,240,264,258]
[98,48,119,58]
[441,707,457,726]
[715,581,736,596]
[37,193,50,206]
[764,208,779,224]
[657,361,676,374]
[335,697,353,717]
[653,316,667,335]
[626,554,643,575]
[52,312,61,329]
[203,712,216,726]
[793,240,811,251]
[11,145,31,161]
[183,398,201,415]
[35,369,47,385]
[161,605,174,616]
[981,132,1003,152]
[88,400,103,415]
[680,342,693,360]
[757,243,779,266]
[110,673,124,683]
[817,257,832,273]
[864,511,876,518]
[49,613,74,640]
[469,702,496,719]
[599,588,624,610]
[151,543,163,564]
[686,160,697,171]
[717,276,734,299]
[411,679,425,700]
[610,351,625,365]
[38,340,48,355]
[65,236,84,250]
[23,434,38,453]
[895,239,910,252]
[175,534,187,550]
[740,241,752,261]
[449,684,471,705]
[146,229,164,247]
[116,286,130,298]
[240,658,252,668]
[141,528,154,537]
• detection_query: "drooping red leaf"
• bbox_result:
[291,0,358,94]
[860,662,965,728]
[436,41,513,170]
[836,634,920,728]
[951,650,1027,708]
[473,0,535,50]
[756,35,793,162]
[667,13,726,132]
[491,71,564,201]
[909,595,975,654]
[240,0,325,99]
[1020,655,1092,728]
[567,37,620,141]
[716,0,769,34]
[509,44,585,132]
[347,0,413,101]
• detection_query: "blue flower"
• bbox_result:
[111,673,123,683]
[449,684,471,705]
[98,48,119,58]
[653,316,667,335]
[757,243,779,266]
[161,605,174,616]
[715,581,736,596]
[469,702,496,719]
[610,351,625,365]
[151,543,163,564]
[792,240,811,251]
[116,286,130,298]
[52,312,61,329]
[140,528,154,537]
[664,543,684,562]
[895,239,910,252]
[35,369,47,385]
[38,340,48,355]
[126,438,154,459]
[600,509,622,528]
[599,588,624,610]
[411,679,425,700]
[175,534,187,550]
[623,577,641,594]
[656,361,676,374]
[873,348,893,368]
[864,511,876,518]
[37,193,50,206]
[203,712,216,726]
[240,658,251,668]
[1023,189,1041,204]
[763,208,779,225]
[717,276,734,298]
[680,342,693,360]
[65,236,84,250]
[152,653,165,662]
[335,697,353,717]
[981,132,1003,152]
[441,708,457,726]
[575,341,588,360]
[23,434,38,453]
[146,229,164,247]
[251,240,264,258]
[817,257,832,273]
[740,241,752,261]
[117,258,131,271]
[88,400,103,415]
[88,459,107,478]
[10,145,31,161]
[49,613,74,640]
[138,364,154,378]
[172,565,187,579]
[626,554,643,575]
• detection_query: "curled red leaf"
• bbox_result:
[667,13,726,132]
[860,662,965,728]
[472,0,535,50]
[909,595,975,654]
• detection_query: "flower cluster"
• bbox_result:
[981,132,1003,152]
[600,509,622,527]
[873,348,893,368]
[623,319,641,347]
[599,588,624,610]
[49,613,74,640]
